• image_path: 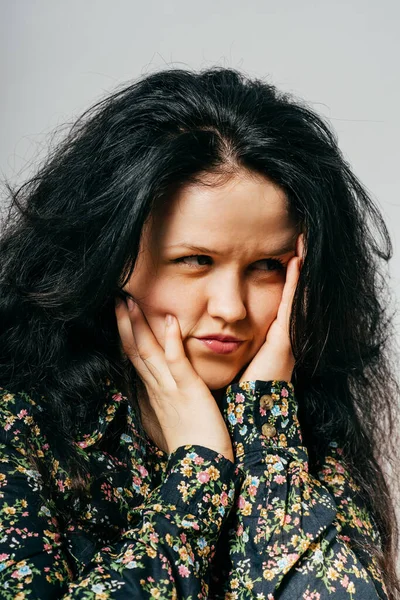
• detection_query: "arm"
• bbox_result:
[208,380,388,600]
[0,388,243,599]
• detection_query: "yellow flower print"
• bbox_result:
[207,466,220,481]
[235,442,245,457]
[239,381,252,391]
[146,547,157,558]
[179,547,189,561]
[279,434,287,447]
[327,566,339,580]
[242,501,252,516]
[181,465,193,477]
[263,568,275,581]
[4,506,16,515]
[234,404,244,418]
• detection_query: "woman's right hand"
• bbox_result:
[115,297,234,463]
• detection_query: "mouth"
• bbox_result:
[194,338,244,355]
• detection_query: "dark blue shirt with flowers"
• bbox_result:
[0,378,389,598]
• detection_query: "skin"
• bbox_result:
[122,169,302,396]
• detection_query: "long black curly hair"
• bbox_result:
[1,66,399,596]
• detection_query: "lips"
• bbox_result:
[195,337,244,355]
[196,335,243,342]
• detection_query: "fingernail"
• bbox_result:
[165,314,173,326]
[115,297,122,307]
[127,298,135,312]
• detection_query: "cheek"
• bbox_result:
[128,277,203,347]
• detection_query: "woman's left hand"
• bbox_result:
[238,233,304,384]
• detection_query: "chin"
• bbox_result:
[194,364,245,391]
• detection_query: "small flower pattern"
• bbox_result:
[0,379,388,599]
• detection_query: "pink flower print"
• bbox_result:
[235,393,245,404]
[197,471,210,483]
[303,592,320,600]
[336,463,345,474]
[248,485,257,497]
[281,388,289,397]
[285,514,291,524]
[220,492,229,506]
[180,533,187,543]
[178,565,190,577]
[0,553,9,560]
[112,392,122,402]
[341,575,349,588]
[274,474,286,484]
[355,518,363,528]
[237,524,243,536]
[194,456,204,465]
[138,465,148,477]
[238,495,246,509]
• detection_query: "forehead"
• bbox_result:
[147,172,296,253]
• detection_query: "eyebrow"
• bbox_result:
[166,241,296,257]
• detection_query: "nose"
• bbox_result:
[206,272,247,323]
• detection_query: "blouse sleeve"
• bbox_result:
[208,380,388,600]
[0,389,244,599]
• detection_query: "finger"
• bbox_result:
[124,300,172,385]
[296,232,305,262]
[276,256,301,332]
[115,299,152,382]
[164,315,202,389]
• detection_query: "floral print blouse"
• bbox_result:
[0,378,389,599]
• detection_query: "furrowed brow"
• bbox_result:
[166,241,296,256]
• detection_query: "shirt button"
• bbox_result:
[260,394,274,410]
[262,424,277,438]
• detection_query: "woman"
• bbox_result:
[0,67,399,599]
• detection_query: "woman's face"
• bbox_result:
[123,170,300,391]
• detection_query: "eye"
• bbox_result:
[172,255,212,268]
[250,258,285,272]
[171,255,285,271]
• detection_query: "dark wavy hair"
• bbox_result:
[1,67,399,596]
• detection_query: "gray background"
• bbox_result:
[1,0,400,563]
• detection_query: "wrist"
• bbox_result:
[221,380,303,465]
